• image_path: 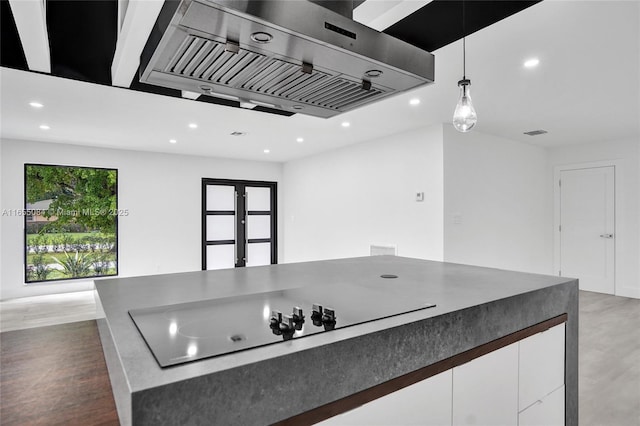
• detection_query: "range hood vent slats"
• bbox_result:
[167,35,268,86]
[198,45,229,80]
[265,68,308,95]
[204,51,243,81]
[220,54,267,86]
[168,36,200,74]
[281,73,331,100]
[333,88,382,109]
[319,83,364,106]
[302,80,352,104]
[258,63,301,93]
[271,73,309,96]
[330,82,380,105]
[191,42,223,77]
[210,51,257,84]
[241,60,289,91]
[164,35,388,111]
[184,40,216,76]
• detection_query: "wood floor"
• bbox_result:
[0,290,638,425]
[0,321,119,425]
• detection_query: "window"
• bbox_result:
[24,164,119,283]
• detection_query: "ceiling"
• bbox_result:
[1,0,638,163]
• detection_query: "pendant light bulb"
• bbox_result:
[453,79,477,132]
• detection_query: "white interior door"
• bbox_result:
[559,166,615,294]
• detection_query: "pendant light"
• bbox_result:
[453,1,477,132]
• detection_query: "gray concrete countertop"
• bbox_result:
[95,256,578,425]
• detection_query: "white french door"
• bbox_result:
[202,179,277,270]
[559,166,615,294]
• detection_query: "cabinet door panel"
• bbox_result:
[519,324,565,411]
[519,385,565,426]
[452,344,518,426]
[318,370,452,426]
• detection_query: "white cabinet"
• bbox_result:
[519,323,565,425]
[317,323,565,426]
[519,385,565,426]
[452,344,519,426]
[519,324,565,410]
[317,370,452,426]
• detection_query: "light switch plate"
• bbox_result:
[416,192,424,202]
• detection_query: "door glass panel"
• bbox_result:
[246,187,271,211]
[206,185,235,211]
[247,215,271,239]
[206,245,235,270]
[206,215,235,241]
[246,243,271,267]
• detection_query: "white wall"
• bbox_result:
[443,125,552,274]
[548,139,640,298]
[282,124,444,263]
[637,2,640,298]
[0,139,283,300]
[0,140,4,294]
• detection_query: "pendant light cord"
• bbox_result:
[463,37,466,79]
[462,0,466,79]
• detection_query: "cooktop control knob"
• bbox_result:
[269,310,283,327]
[292,306,305,322]
[311,304,323,326]
[322,307,336,324]
[311,304,323,319]
[279,315,294,332]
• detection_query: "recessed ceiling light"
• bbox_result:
[524,58,540,68]
[523,129,548,136]
[39,124,50,130]
[29,101,44,108]
[263,149,270,154]
[341,121,350,128]
[409,98,421,106]
[188,123,198,129]
[169,139,177,144]
[296,137,304,143]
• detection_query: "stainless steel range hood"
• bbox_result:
[140,0,435,118]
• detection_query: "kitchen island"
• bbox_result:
[95,256,578,425]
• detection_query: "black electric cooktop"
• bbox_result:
[129,282,436,367]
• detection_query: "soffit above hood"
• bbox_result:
[139,0,435,118]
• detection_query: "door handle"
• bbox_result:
[234,191,238,264]
[244,192,248,264]
[599,234,614,238]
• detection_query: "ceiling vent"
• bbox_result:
[139,0,435,118]
[523,129,548,136]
